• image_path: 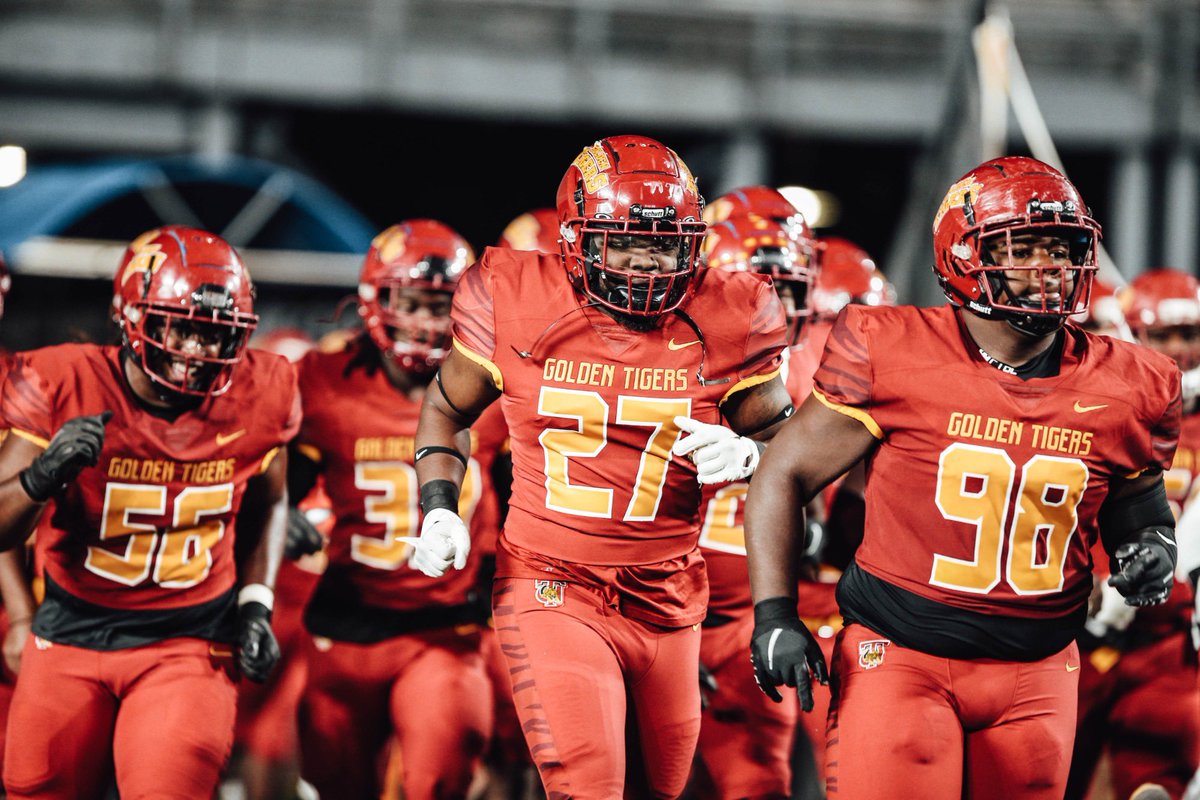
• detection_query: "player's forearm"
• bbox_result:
[414,400,472,490]
[0,549,34,622]
[0,479,45,552]
[745,463,807,602]
[239,497,285,589]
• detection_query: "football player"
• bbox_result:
[1065,268,1200,800]
[746,157,1182,799]
[0,226,298,799]
[230,327,325,800]
[691,201,821,800]
[411,135,795,798]
[289,219,500,800]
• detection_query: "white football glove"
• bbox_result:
[1084,581,1137,638]
[398,508,470,578]
[672,416,761,485]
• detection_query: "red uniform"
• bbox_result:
[813,306,1180,800]
[1069,411,1200,800]
[1,344,298,800]
[452,247,786,798]
[293,339,498,800]
[694,331,837,800]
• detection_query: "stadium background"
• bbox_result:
[0,0,1182,353]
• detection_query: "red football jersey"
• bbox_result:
[3,344,299,612]
[295,340,499,612]
[815,306,1180,619]
[451,247,787,568]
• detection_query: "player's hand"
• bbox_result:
[19,410,113,502]
[236,601,280,683]
[698,660,719,710]
[1108,528,1177,607]
[3,615,30,676]
[672,416,760,484]
[284,506,324,560]
[749,597,828,712]
[1084,581,1137,638]
[400,508,470,578]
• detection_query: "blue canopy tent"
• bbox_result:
[0,155,378,349]
[0,154,375,285]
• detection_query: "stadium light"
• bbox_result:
[0,146,27,188]
[778,185,841,229]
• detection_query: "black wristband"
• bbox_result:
[238,601,272,623]
[414,445,469,467]
[753,596,799,625]
[420,479,460,514]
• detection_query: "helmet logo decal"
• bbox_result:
[372,227,408,263]
[951,243,973,260]
[933,176,983,232]
[119,230,168,288]
[572,145,612,194]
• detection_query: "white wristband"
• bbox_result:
[237,583,275,611]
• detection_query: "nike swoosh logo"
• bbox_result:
[1066,663,1080,672]
[1073,401,1107,413]
[667,338,701,351]
[216,430,247,446]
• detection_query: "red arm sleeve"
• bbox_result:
[812,306,882,439]
[736,278,788,382]
[1,352,56,445]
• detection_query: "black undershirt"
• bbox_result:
[33,575,237,650]
[304,565,489,644]
[974,328,1065,381]
[837,561,1085,661]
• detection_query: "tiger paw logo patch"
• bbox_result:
[534,580,566,608]
[858,639,890,669]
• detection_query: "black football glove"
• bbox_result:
[236,601,281,683]
[284,506,324,560]
[750,597,828,712]
[19,411,113,502]
[1108,527,1177,607]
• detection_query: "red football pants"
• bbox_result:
[3,636,238,800]
[694,612,799,800]
[826,623,1079,800]
[492,577,702,800]
[297,626,493,800]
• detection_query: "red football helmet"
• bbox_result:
[812,237,896,320]
[1122,267,1200,370]
[497,208,560,253]
[113,226,257,398]
[703,185,820,271]
[1070,277,1131,340]
[556,135,706,320]
[357,219,474,373]
[252,327,315,363]
[933,156,1100,336]
[704,212,814,345]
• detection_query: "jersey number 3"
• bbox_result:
[933,442,1088,595]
